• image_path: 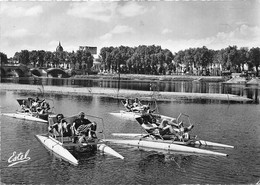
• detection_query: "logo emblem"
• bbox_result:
[8,149,31,167]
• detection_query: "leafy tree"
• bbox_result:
[19,50,30,65]
[194,47,211,69]
[13,52,20,63]
[249,47,260,76]
[164,49,174,64]
[76,50,83,69]
[126,58,133,73]
[52,55,59,68]
[66,51,76,69]
[106,52,112,72]
[82,50,93,73]
[37,50,45,67]
[56,51,64,67]
[0,52,8,65]
[184,48,195,73]
[29,50,38,67]
[44,51,54,68]
[237,47,249,71]
[150,54,158,74]
[111,48,123,72]
[174,50,185,65]
[216,49,229,70]
[226,46,240,72]
[99,47,114,72]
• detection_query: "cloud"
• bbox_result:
[67,2,149,22]
[2,28,31,38]
[100,33,112,41]
[100,25,134,40]
[164,25,260,53]
[25,6,43,16]
[117,2,148,17]
[48,40,60,48]
[67,2,116,22]
[111,25,134,34]
[162,28,172,34]
[212,25,260,47]
[0,4,43,17]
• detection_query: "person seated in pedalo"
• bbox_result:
[48,114,72,138]
[138,114,170,139]
[138,113,194,141]
[71,112,97,143]
[20,100,31,113]
[159,118,194,141]
[131,98,143,112]
[123,99,133,111]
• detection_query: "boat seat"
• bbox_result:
[48,115,57,126]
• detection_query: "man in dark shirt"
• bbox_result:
[74,112,92,130]
[72,112,97,143]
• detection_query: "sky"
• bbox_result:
[1,0,260,58]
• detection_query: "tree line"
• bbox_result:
[1,49,94,73]
[1,45,260,76]
[99,45,174,75]
[99,45,260,76]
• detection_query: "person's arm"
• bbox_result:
[142,123,158,131]
[52,121,59,127]
[71,122,76,133]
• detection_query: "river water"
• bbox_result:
[0,78,260,184]
[2,77,259,102]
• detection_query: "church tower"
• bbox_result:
[56,41,63,52]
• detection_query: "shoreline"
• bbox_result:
[73,74,226,82]
[0,83,253,102]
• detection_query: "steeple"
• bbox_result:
[56,41,63,52]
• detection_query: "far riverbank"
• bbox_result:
[73,74,226,82]
[0,83,252,103]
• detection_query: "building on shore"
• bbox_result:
[56,42,64,52]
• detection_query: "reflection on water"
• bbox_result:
[1,77,259,103]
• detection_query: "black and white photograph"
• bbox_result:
[1,0,260,184]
